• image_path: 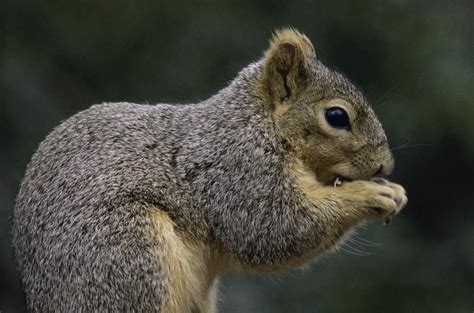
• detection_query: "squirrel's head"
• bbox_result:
[256,28,394,185]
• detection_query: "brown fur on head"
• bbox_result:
[257,28,394,185]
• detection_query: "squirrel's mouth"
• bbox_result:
[316,165,355,186]
[332,174,353,187]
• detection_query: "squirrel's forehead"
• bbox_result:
[308,62,369,109]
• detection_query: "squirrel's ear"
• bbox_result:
[257,28,316,110]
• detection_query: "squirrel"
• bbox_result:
[13,28,407,312]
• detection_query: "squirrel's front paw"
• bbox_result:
[341,178,407,223]
[369,178,407,223]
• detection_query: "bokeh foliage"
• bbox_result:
[1,0,473,311]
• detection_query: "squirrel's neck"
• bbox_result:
[173,58,291,212]
[176,59,279,164]
[203,59,264,110]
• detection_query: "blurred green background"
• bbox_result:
[1,0,473,312]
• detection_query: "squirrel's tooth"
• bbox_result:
[334,177,342,187]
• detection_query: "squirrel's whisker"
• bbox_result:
[338,244,372,256]
[350,234,382,247]
[374,85,399,105]
[390,143,431,152]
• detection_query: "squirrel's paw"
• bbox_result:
[342,178,407,223]
[370,178,407,224]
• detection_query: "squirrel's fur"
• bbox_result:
[13,28,407,312]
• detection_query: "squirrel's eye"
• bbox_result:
[325,107,350,130]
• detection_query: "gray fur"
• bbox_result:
[13,56,386,311]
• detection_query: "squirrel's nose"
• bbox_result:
[372,148,394,177]
[372,163,391,176]
[372,163,392,178]
[373,165,384,177]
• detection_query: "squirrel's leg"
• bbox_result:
[53,203,219,313]
[51,203,169,312]
[149,209,224,313]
